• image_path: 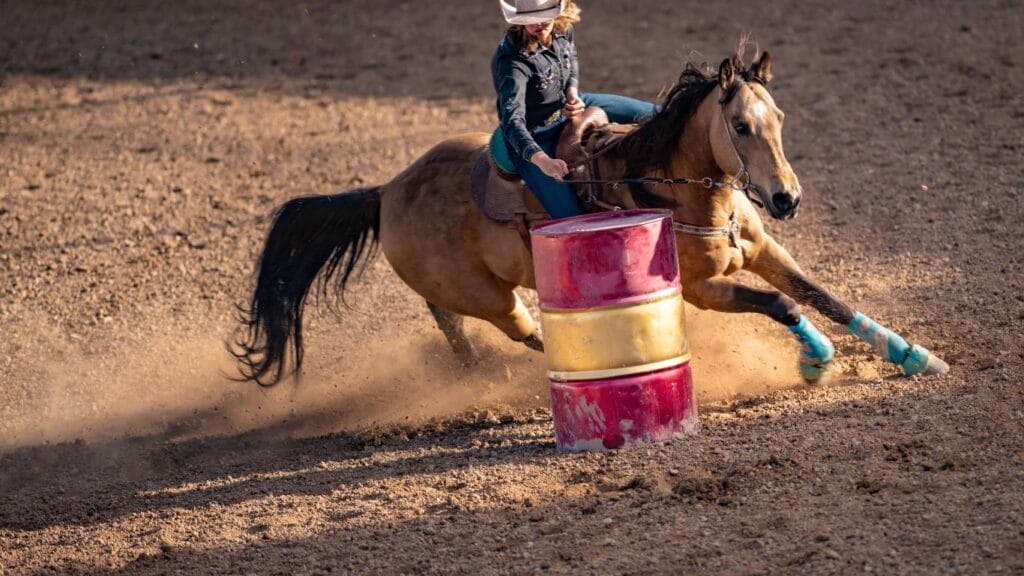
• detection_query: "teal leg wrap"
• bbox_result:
[847,312,947,376]
[788,315,835,382]
[847,312,910,363]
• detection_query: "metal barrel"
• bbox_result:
[531,210,698,451]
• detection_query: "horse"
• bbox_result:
[231,50,948,388]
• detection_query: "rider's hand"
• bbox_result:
[563,87,584,120]
[530,151,569,180]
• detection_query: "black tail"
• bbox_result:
[231,187,382,386]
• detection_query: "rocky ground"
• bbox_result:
[1,0,1022,574]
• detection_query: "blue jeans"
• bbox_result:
[507,92,656,219]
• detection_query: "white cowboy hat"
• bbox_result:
[500,0,565,25]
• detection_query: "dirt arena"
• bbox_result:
[1,0,1022,573]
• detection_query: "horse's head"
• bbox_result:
[710,52,802,220]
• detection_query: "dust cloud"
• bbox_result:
[685,306,803,401]
[0,313,548,452]
[1,302,806,453]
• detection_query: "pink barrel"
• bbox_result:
[550,364,697,450]
[531,210,699,451]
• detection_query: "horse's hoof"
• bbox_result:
[799,361,833,384]
[521,333,544,353]
[902,344,949,377]
[923,354,950,375]
[454,343,481,367]
[790,315,835,383]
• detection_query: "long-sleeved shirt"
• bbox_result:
[491,26,579,162]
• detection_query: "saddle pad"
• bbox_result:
[470,149,546,223]
[488,128,518,177]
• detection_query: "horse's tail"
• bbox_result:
[231,187,382,386]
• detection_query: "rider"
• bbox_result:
[492,0,656,218]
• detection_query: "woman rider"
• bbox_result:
[492,0,656,218]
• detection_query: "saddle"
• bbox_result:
[471,107,611,241]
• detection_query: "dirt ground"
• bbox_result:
[1,0,1022,574]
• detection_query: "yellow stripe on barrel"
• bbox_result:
[540,292,689,378]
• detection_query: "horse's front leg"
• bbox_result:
[682,276,836,382]
[747,236,949,377]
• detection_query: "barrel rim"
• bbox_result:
[530,208,673,237]
[547,355,690,382]
[538,287,682,313]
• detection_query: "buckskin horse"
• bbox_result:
[231,50,948,387]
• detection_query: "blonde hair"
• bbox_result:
[507,1,581,51]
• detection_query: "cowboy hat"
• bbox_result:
[500,0,565,25]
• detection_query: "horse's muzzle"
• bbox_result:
[770,192,800,220]
[750,182,800,220]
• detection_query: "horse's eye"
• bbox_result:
[733,122,750,136]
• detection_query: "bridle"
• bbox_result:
[567,80,767,247]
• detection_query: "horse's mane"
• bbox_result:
[605,48,762,208]
[614,64,718,180]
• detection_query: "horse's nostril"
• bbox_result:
[772,193,793,212]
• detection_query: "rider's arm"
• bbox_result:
[566,25,579,91]
[494,57,543,163]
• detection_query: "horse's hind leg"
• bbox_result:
[427,302,480,366]
[465,283,543,353]
[496,293,544,352]
[748,236,948,376]
[456,279,543,353]
[419,277,542,360]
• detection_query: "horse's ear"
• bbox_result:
[718,58,735,91]
[752,51,773,84]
